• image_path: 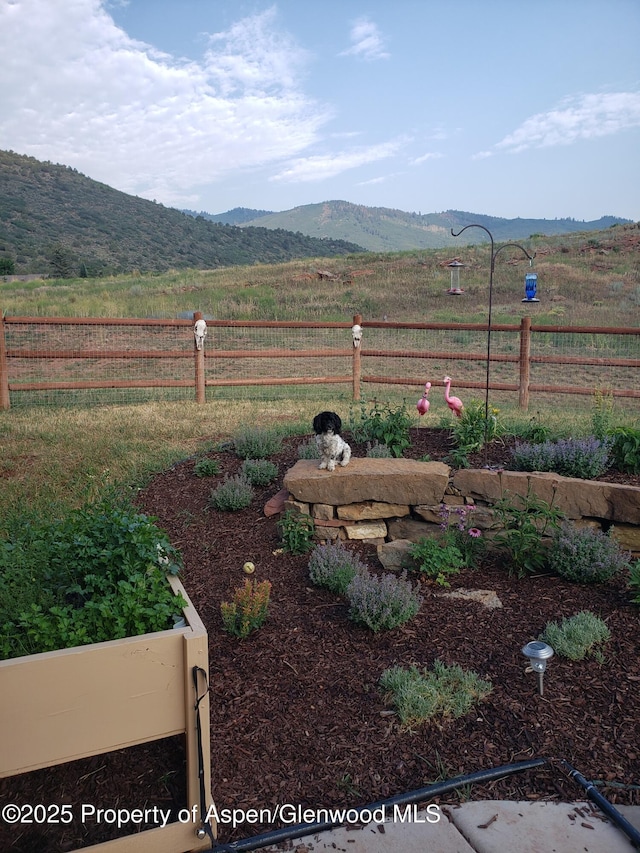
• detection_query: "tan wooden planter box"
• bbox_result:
[0,575,214,852]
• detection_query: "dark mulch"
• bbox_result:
[2,428,639,851]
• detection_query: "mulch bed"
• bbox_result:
[2,428,639,851]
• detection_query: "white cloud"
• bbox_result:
[479,92,640,158]
[270,138,407,183]
[411,152,444,166]
[0,0,331,206]
[339,17,389,61]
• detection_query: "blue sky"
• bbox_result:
[2,0,639,220]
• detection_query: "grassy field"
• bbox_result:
[1,223,638,524]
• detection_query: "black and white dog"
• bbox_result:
[312,411,351,472]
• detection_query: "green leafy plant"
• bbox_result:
[492,486,564,577]
[540,611,611,662]
[348,400,414,457]
[549,522,632,583]
[220,578,271,639]
[210,474,254,511]
[297,439,321,460]
[380,660,492,728]
[609,426,640,474]
[0,502,185,660]
[591,389,615,440]
[278,509,315,555]
[346,570,422,632]
[629,560,640,604]
[233,426,283,459]
[451,400,500,454]
[408,536,465,587]
[240,458,278,486]
[307,542,368,595]
[438,503,485,568]
[193,457,221,477]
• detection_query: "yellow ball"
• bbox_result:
[243,561,256,574]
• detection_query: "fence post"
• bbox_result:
[193,312,206,404]
[352,313,362,401]
[0,312,9,410]
[518,316,531,410]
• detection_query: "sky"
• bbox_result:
[1,0,639,221]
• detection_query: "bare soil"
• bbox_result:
[2,428,639,851]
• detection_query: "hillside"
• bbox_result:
[203,200,631,252]
[0,151,363,276]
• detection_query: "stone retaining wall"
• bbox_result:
[282,459,640,563]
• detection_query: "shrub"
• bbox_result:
[346,570,422,632]
[380,660,492,727]
[278,509,315,555]
[629,560,640,604]
[298,439,321,460]
[233,426,283,459]
[240,458,278,486]
[451,400,500,454]
[366,441,393,458]
[0,503,185,660]
[540,611,611,661]
[193,457,221,477]
[511,436,612,479]
[210,474,254,511]
[348,400,413,457]
[549,523,632,583]
[308,542,368,595]
[492,488,564,577]
[408,537,465,586]
[609,426,640,474]
[591,390,614,440]
[438,503,485,568]
[220,579,271,639]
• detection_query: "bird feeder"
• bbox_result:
[522,641,554,696]
[522,272,539,302]
[447,260,465,295]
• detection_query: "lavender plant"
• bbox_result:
[511,436,612,479]
[210,474,254,511]
[549,522,632,583]
[240,458,278,486]
[308,542,368,595]
[346,570,422,632]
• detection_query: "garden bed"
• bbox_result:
[3,428,639,850]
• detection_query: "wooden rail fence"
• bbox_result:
[1,311,638,410]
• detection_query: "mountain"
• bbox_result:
[202,200,631,252]
[182,206,274,225]
[0,151,363,276]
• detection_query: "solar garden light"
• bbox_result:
[522,641,554,696]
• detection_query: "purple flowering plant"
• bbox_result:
[439,503,485,568]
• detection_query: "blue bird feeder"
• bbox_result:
[523,272,539,302]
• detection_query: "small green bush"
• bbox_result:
[278,509,315,555]
[210,474,254,511]
[348,400,413,457]
[380,660,492,728]
[492,488,564,577]
[451,400,500,454]
[609,426,640,474]
[240,458,278,486]
[308,542,367,595]
[346,570,422,632]
[629,560,640,604]
[297,439,321,459]
[540,611,611,661]
[549,523,632,583]
[408,537,465,586]
[193,458,221,477]
[366,441,393,458]
[233,426,283,459]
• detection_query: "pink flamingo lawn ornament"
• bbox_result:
[416,382,431,416]
[443,376,464,418]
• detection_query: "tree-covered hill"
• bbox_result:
[0,151,363,276]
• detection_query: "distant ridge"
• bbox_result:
[0,151,363,276]
[192,200,631,252]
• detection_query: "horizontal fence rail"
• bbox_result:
[1,312,638,410]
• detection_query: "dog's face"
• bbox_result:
[313,411,342,435]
